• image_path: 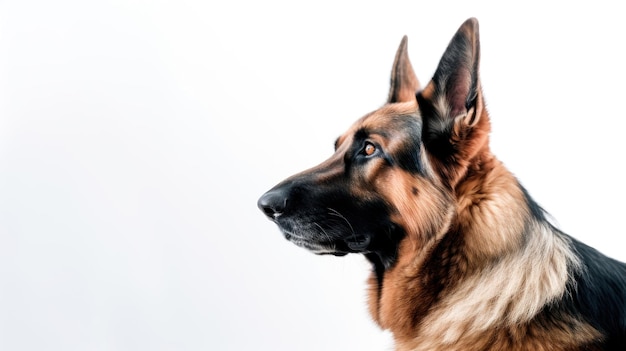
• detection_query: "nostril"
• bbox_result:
[257,189,288,220]
[262,206,277,218]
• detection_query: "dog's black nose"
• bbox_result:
[258,188,288,220]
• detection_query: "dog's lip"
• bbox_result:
[345,234,371,251]
[319,251,348,257]
[284,231,337,250]
[281,227,369,255]
[283,231,306,241]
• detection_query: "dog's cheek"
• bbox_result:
[356,157,394,191]
[376,169,453,243]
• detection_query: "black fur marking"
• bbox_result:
[365,223,406,279]
[570,239,626,349]
[519,183,548,222]
[416,92,457,162]
[392,117,424,175]
[521,181,626,348]
[365,224,407,317]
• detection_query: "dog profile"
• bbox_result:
[258,18,626,350]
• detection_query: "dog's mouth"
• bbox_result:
[281,226,371,256]
[283,232,341,255]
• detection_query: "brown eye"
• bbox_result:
[363,142,376,156]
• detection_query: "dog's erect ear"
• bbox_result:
[418,18,490,184]
[387,36,420,104]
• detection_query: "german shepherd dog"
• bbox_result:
[257,18,626,350]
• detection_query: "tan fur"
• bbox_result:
[362,140,600,349]
[455,155,527,261]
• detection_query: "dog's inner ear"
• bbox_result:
[418,18,487,157]
[387,36,420,104]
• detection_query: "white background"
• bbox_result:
[1,1,625,350]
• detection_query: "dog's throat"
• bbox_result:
[365,253,387,288]
[364,252,387,325]
[363,226,405,276]
[364,231,404,312]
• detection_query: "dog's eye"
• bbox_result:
[363,142,376,156]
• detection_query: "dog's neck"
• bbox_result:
[365,152,584,348]
[365,152,511,328]
[452,152,530,264]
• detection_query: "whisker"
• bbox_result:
[314,222,333,246]
[328,207,357,242]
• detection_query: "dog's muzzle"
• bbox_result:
[258,185,371,256]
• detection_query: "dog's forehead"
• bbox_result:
[339,101,420,144]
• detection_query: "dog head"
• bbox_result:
[258,18,490,268]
